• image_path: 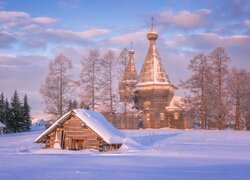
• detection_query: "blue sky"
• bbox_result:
[0,0,250,119]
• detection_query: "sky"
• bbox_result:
[0,0,250,120]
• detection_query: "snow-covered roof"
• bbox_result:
[34,119,45,124]
[0,122,5,128]
[166,96,186,111]
[34,109,125,144]
[137,28,171,86]
[122,49,138,82]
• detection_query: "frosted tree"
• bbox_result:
[100,49,117,123]
[181,53,212,129]
[117,48,128,81]
[209,47,230,129]
[244,74,250,130]
[67,99,78,111]
[0,93,5,124]
[4,98,11,131]
[80,49,101,110]
[10,90,24,132]
[22,94,31,131]
[227,68,250,130]
[118,48,129,127]
[40,54,73,118]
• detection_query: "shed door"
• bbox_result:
[71,139,84,150]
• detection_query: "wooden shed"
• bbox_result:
[34,109,125,151]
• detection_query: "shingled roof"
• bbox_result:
[137,27,170,86]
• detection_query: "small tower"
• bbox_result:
[136,18,177,128]
[119,43,138,103]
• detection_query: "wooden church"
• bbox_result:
[35,109,125,151]
[117,21,193,129]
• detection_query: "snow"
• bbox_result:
[136,81,170,86]
[31,119,46,131]
[166,95,185,110]
[35,109,125,144]
[74,109,125,144]
[1,128,250,179]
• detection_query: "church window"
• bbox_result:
[144,101,151,110]
[160,113,165,121]
[174,112,179,120]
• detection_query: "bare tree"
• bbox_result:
[181,53,212,129]
[80,49,101,110]
[118,48,129,127]
[209,47,230,129]
[40,54,73,118]
[227,68,250,130]
[100,49,117,123]
[244,75,250,130]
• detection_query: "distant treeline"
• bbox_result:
[0,90,31,133]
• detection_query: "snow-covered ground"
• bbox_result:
[1,129,250,180]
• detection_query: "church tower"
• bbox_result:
[136,19,177,128]
[119,45,138,103]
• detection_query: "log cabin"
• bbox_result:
[34,109,125,151]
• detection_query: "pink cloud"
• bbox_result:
[0,11,29,20]
[0,10,110,48]
[166,33,250,50]
[44,28,110,41]
[244,20,250,28]
[164,32,250,71]
[0,54,50,118]
[0,53,16,62]
[33,17,58,24]
[0,31,16,47]
[157,9,212,28]
[0,11,58,31]
[0,11,30,29]
[81,28,110,37]
[109,29,147,44]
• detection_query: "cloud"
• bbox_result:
[33,17,58,24]
[0,10,111,49]
[0,54,50,117]
[0,11,31,29]
[0,54,49,68]
[0,11,29,20]
[165,33,250,70]
[0,10,58,30]
[218,0,250,20]
[156,9,212,29]
[41,28,110,44]
[166,33,250,51]
[58,0,81,9]
[0,0,5,10]
[244,20,250,28]
[0,53,16,63]
[0,31,16,47]
[0,11,58,30]
[109,29,147,44]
